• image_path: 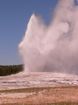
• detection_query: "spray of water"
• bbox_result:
[19,0,78,74]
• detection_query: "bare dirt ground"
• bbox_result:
[0,86,78,105]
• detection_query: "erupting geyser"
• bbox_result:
[19,0,78,74]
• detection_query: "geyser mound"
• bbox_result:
[19,0,78,74]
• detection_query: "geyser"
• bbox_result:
[19,0,78,74]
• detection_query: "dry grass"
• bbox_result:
[0,86,78,105]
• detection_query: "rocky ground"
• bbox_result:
[0,86,78,105]
[0,72,78,105]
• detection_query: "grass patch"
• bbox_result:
[0,87,52,93]
[0,86,78,93]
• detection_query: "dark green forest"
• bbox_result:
[0,65,23,76]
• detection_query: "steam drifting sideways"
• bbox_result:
[19,0,78,74]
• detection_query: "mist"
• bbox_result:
[19,0,78,74]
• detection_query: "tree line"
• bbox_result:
[0,65,23,76]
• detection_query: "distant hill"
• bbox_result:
[0,65,23,76]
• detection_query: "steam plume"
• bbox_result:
[19,0,78,74]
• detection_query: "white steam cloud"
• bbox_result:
[19,0,78,74]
